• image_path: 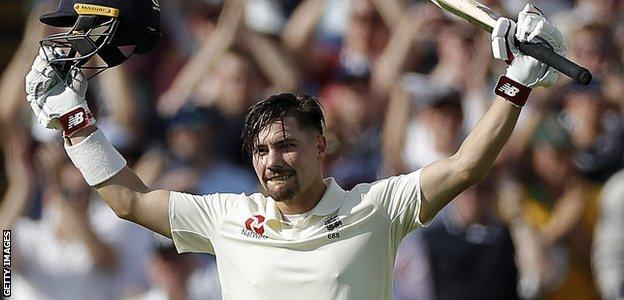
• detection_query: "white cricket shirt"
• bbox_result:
[169,169,426,299]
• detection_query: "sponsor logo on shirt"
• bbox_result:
[241,215,268,240]
[324,216,343,240]
[245,215,266,234]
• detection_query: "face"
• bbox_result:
[423,104,463,153]
[214,53,253,115]
[454,183,492,224]
[437,28,473,64]
[571,29,607,72]
[564,92,603,128]
[532,145,573,186]
[167,127,205,163]
[252,117,326,203]
[55,163,91,210]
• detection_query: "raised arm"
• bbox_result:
[381,84,411,175]
[420,96,520,222]
[370,0,406,30]
[241,30,302,92]
[68,126,172,238]
[158,0,244,116]
[418,5,567,223]
[0,3,51,123]
[25,46,173,238]
[371,3,443,97]
[281,0,329,74]
[0,124,35,230]
[95,62,141,138]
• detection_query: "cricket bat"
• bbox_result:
[430,0,592,85]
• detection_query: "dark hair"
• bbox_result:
[242,93,325,155]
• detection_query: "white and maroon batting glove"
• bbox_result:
[490,4,566,106]
[26,48,95,136]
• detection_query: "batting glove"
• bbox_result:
[492,4,566,89]
[25,48,95,136]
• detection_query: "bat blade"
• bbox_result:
[430,0,499,32]
[429,0,592,85]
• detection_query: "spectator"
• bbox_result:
[516,116,600,299]
[1,138,156,299]
[320,74,382,188]
[395,179,518,300]
[560,81,624,182]
[5,155,119,299]
[131,239,221,300]
[161,105,257,195]
[592,165,624,300]
[383,74,464,175]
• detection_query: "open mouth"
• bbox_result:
[267,173,294,182]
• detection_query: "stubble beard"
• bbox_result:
[268,176,300,203]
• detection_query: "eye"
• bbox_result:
[255,146,269,156]
[280,143,295,150]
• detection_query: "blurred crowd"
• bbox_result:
[1,0,623,299]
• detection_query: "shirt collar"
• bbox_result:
[309,177,347,216]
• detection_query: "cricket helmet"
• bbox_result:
[39,0,161,73]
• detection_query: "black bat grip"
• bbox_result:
[516,41,592,85]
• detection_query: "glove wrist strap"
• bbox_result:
[494,76,531,107]
[59,105,96,137]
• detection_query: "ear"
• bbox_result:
[316,134,327,160]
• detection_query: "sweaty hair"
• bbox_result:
[242,93,325,155]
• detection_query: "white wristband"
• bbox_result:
[65,128,127,186]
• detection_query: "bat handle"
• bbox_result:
[516,40,592,85]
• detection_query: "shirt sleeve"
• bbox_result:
[363,169,430,238]
[169,191,243,254]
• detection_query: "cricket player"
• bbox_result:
[25,2,565,299]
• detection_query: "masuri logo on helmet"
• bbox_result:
[39,0,161,77]
[73,4,119,17]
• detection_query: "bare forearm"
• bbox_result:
[456,96,521,181]
[243,31,301,92]
[169,0,243,94]
[541,186,586,245]
[0,127,35,230]
[371,0,405,30]
[94,167,150,215]
[282,0,328,59]
[0,180,34,230]
[0,44,39,122]
[420,97,521,222]
[98,64,137,133]
[381,86,411,175]
[69,126,172,237]
[371,12,420,94]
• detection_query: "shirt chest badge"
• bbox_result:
[324,216,343,240]
[241,215,268,240]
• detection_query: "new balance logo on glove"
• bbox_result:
[59,106,94,137]
[497,83,520,97]
[67,111,85,129]
[494,76,531,107]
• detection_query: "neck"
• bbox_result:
[276,178,327,215]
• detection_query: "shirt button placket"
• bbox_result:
[292,223,302,240]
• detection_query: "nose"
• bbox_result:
[266,148,285,168]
